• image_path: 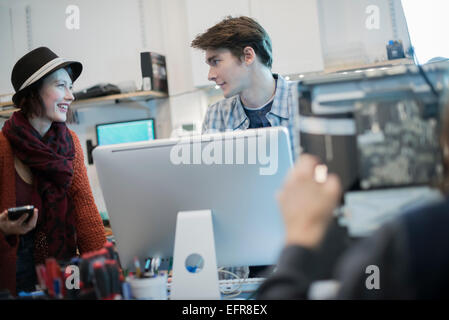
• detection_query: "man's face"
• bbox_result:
[206,48,249,98]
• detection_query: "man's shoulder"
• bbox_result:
[207,95,240,113]
[285,80,299,101]
[202,95,243,133]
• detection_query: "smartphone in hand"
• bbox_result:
[7,205,34,224]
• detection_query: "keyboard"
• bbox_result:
[219,277,265,293]
[167,277,265,293]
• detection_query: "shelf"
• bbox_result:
[0,101,14,108]
[73,90,167,106]
[0,106,18,117]
[0,90,168,118]
[323,58,415,74]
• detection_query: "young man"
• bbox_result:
[191,16,300,278]
[191,16,299,158]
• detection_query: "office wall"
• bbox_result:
[0,0,165,94]
[317,0,411,69]
[250,0,325,76]
[0,3,17,96]
[158,0,210,131]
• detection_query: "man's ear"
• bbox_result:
[242,46,256,65]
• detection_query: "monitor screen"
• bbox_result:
[96,118,155,146]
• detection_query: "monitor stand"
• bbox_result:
[170,210,221,299]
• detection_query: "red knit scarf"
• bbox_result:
[2,111,76,260]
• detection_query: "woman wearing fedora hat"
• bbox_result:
[0,47,106,296]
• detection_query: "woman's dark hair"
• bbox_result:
[191,16,273,69]
[13,66,75,121]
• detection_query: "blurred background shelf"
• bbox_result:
[322,58,415,74]
[0,90,168,117]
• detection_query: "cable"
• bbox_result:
[405,39,440,100]
[217,267,247,299]
[413,48,440,100]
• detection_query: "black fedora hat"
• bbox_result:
[11,46,82,103]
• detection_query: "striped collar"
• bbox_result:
[231,74,291,129]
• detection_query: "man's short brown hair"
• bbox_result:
[191,16,273,69]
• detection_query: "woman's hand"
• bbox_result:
[0,208,38,236]
[277,154,342,249]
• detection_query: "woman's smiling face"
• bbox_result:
[39,68,74,123]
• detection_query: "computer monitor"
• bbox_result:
[96,118,155,146]
[93,127,293,298]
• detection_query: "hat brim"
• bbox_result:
[12,60,83,103]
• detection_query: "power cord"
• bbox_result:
[410,47,440,99]
[217,267,249,299]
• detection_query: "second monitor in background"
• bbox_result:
[96,118,156,146]
[87,118,156,164]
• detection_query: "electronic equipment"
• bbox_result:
[74,83,121,100]
[86,118,156,165]
[8,205,34,223]
[96,118,155,146]
[93,127,292,298]
[297,61,449,192]
[386,40,405,60]
[166,277,266,294]
[140,52,168,93]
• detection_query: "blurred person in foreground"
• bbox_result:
[257,96,449,300]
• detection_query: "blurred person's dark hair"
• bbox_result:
[439,69,449,194]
